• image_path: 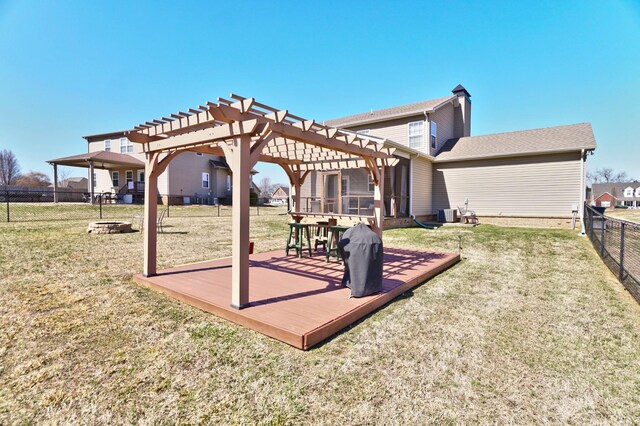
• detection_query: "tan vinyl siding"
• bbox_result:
[432,152,583,218]
[345,116,426,149]
[430,102,456,154]
[411,157,433,215]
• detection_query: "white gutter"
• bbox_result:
[580,148,587,235]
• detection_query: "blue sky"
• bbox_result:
[0,0,638,185]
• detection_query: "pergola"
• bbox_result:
[47,151,145,203]
[126,95,398,309]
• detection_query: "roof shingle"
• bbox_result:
[325,95,456,128]
[435,123,596,162]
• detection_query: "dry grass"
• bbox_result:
[1,210,640,424]
[606,209,640,224]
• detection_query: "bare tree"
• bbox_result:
[587,167,633,185]
[0,149,21,187]
[258,176,276,198]
[15,171,51,187]
[56,167,72,186]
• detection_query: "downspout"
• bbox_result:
[580,149,586,235]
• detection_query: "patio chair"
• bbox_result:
[133,209,167,233]
[457,205,479,224]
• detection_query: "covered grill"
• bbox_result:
[339,223,384,297]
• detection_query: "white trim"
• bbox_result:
[111,171,120,187]
[408,120,425,149]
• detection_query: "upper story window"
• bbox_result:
[624,187,634,197]
[202,172,209,188]
[635,187,640,197]
[430,122,438,150]
[408,121,424,149]
[120,138,133,154]
[104,139,111,152]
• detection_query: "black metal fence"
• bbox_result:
[584,204,640,303]
[0,189,283,223]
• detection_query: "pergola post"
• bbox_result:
[143,155,159,277]
[230,135,251,309]
[373,163,385,237]
[52,163,58,203]
[88,161,95,204]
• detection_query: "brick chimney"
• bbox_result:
[452,84,471,137]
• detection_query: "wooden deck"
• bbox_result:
[134,248,460,350]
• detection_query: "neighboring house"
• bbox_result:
[271,186,290,205]
[592,182,640,208]
[298,85,596,222]
[58,177,88,191]
[593,192,617,209]
[49,130,259,204]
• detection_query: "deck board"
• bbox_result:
[134,248,459,349]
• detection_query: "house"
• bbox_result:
[48,130,259,204]
[297,85,596,225]
[57,177,88,191]
[593,192,617,209]
[592,182,640,208]
[271,186,290,205]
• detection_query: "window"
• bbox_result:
[125,170,133,184]
[226,175,231,192]
[202,172,209,189]
[601,201,611,208]
[111,171,119,187]
[120,137,133,154]
[430,121,438,150]
[357,129,370,135]
[624,187,634,197]
[625,200,633,207]
[408,121,424,149]
[636,187,640,197]
[92,172,97,188]
[195,152,203,157]
[368,174,375,192]
[104,139,111,152]
[341,176,350,195]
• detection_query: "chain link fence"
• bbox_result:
[584,204,640,303]
[0,189,284,223]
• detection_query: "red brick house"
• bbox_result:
[593,192,617,209]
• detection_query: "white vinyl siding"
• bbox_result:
[624,187,634,197]
[433,152,583,218]
[408,121,424,149]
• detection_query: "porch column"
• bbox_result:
[231,135,251,309]
[143,155,159,277]
[88,161,95,204]
[373,164,385,237]
[52,163,58,203]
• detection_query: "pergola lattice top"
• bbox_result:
[125,94,398,171]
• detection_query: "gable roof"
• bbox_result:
[435,123,596,162]
[272,186,289,197]
[324,95,456,128]
[592,182,640,199]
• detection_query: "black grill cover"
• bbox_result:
[339,223,383,297]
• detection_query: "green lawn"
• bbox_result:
[606,208,640,224]
[1,213,639,424]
